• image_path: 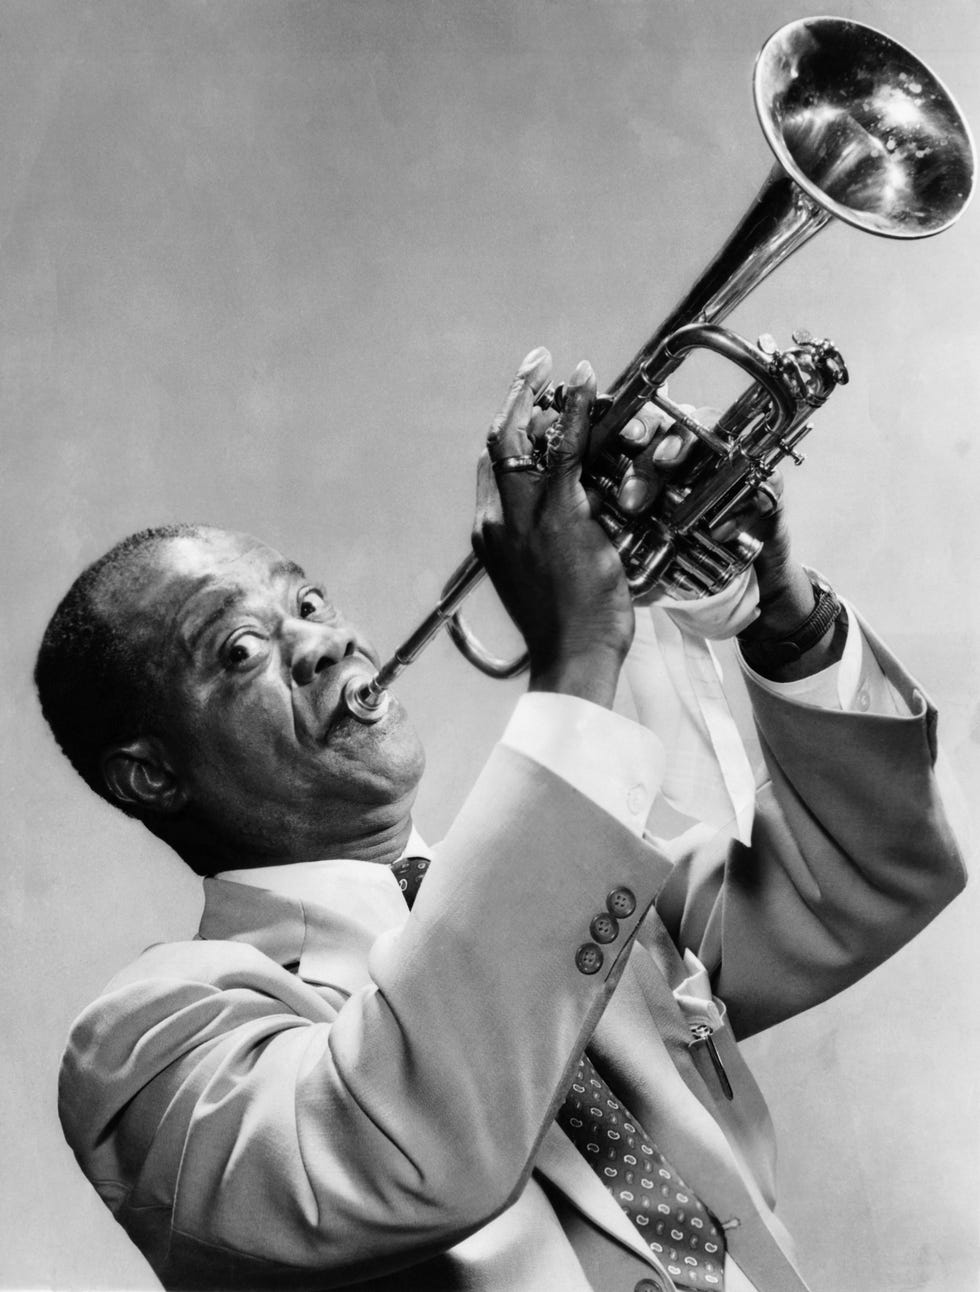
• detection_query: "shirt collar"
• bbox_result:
[201,829,433,992]
[214,825,432,900]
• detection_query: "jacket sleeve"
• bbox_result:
[60,746,674,1285]
[651,622,969,1039]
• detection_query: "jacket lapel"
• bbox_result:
[534,1123,664,1270]
[539,926,813,1291]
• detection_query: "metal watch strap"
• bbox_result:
[738,576,842,668]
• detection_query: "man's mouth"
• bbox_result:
[307,655,383,743]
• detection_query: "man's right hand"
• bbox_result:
[472,347,634,709]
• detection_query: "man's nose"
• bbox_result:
[286,618,357,686]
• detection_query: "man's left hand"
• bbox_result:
[614,401,842,678]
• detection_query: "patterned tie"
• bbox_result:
[391,856,726,1291]
[557,1051,726,1289]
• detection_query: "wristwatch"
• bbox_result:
[738,574,842,669]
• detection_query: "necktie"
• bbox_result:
[557,1051,726,1289]
[391,856,726,1291]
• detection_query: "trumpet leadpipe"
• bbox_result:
[342,553,488,723]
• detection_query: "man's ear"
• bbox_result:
[101,737,188,815]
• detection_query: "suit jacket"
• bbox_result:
[59,630,966,1291]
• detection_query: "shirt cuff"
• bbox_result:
[652,567,760,640]
[501,692,666,837]
[738,594,910,715]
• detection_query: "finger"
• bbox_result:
[653,403,721,466]
[492,368,565,522]
[618,402,675,452]
[651,429,692,466]
[617,402,700,514]
[709,471,784,541]
[486,346,553,462]
[546,359,596,485]
[475,448,497,519]
[527,406,560,454]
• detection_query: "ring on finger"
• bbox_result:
[492,454,544,476]
[755,481,780,513]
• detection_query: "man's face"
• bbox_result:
[111,529,425,862]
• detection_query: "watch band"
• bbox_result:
[738,576,842,669]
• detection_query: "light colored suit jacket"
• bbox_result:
[60,633,966,1291]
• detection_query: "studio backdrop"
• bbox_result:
[1,2,977,1289]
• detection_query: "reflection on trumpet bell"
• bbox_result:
[756,17,974,238]
[343,15,975,724]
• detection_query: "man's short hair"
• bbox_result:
[34,523,207,815]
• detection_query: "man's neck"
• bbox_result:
[169,805,416,876]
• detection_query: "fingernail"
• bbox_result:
[518,345,550,375]
[653,434,684,463]
[568,359,594,388]
[621,418,645,444]
[619,476,649,512]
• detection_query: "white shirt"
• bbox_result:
[503,568,905,846]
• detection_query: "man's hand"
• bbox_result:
[473,348,633,708]
[615,401,843,678]
[614,398,784,603]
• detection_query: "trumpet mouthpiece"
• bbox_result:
[342,675,391,724]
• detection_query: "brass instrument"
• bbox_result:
[343,15,974,724]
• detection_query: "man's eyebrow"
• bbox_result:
[183,591,244,652]
[181,562,312,654]
[270,560,307,581]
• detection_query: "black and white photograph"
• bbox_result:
[3,2,978,1289]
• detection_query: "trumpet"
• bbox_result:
[343,15,974,724]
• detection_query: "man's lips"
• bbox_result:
[300,654,382,743]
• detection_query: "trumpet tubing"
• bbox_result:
[345,16,975,722]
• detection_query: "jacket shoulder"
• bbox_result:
[59,938,327,1144]
[105,935,291,992]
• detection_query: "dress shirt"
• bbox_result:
[623,569,907,848]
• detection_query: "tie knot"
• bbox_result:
[390,855,430,908]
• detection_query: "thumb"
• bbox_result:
[547,359,596,488]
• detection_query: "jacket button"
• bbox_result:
[606,886,637,919]
[589,912,619,943]
[574,943,604,975]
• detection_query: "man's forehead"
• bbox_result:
[159,530,296,581]
[105,530,310,630]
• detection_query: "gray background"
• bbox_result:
[2,1,978,1288]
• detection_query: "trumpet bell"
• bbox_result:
[756,17,975,238]
[343,16,976,718]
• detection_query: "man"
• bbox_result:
[39,348,965,1291]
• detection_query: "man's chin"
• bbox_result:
[325,697,426,793]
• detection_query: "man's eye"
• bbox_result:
[298,588,329,619]
[223,635,264,668]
